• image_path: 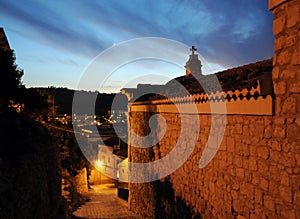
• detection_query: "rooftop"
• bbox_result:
[149,58,273,100]
[0,28,11,51]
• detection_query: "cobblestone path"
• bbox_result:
[73,184,140,219]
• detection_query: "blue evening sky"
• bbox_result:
[0,0,274,93]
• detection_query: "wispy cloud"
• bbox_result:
[0,0,274,90]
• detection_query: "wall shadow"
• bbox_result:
[154,178,202,219]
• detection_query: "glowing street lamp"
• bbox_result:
[96,160,103,170]
[95,160,104,184]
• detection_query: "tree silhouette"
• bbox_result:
[0,47,24,109]
[0,45,49,116]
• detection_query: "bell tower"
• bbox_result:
[185,46,202,77]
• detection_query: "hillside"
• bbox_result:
[35,87,127,115]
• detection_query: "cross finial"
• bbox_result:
[190,46,197,55]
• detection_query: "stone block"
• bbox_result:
[255,189,263,203]
[240,183,254,198]
[273,15,286,35]
[273,126,286,138]
[233,155,243,168]
[287,123,300,140]
[260,178,269,191]
[249,213,260,219]
[290,81,300,93]
[273,53,277,66]
[219,140,227,151]
[249,145,257,157]
[281,209,296,219]
[226,137,235,153]
[232,124,243,134]
[272,66,280,79]
[287,3,299,28]
[291,49,300,64]
[294,190,300,207]
[281,69,296,79]
[280,171,289,186]
[274,35,285,50]
[270,140,282,151]
[242,135,251,144]
[250,136,260,145]
[275,97,281,115]
[282,97,297,114]
[248,158,257,171]
[232,181,239,190]
[287,117,296,125]
[231,190,238,200]
[270,150,283,165]
[274,82,286,94]
[263,195,275,212]
[264,125,272,138]
[296,153,300,166]
[269,180,280,196]
[243,159,249,169]
[257,160,269,175]
[236,168,245,178]
[242,125,249,136]
[274,117,286,125]
[257,146,269,159]
[233,199,243,213]
[277,50,291,65]
[252,175,260,186]
[245,172,252,182]
[295,117,300,126]
[279,185,293,203]
[286,34,298,48]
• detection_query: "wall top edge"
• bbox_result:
[268,0,290,10]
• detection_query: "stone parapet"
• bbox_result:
[269,0,290,10]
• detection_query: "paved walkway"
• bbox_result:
[73,184,140,219]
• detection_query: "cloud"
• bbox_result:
[193,0,274,66]
[0,0,274,69]
[0,1,108,57]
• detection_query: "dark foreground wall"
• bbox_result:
[0,112,63,219]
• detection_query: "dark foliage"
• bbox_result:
[0,47,49,116]
[0,48,24,107]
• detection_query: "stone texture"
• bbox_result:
[290,81,300,93]
[282,97,297,114]
[287,4,299,28]
[268,0,289,10]
[73,184,140,219]
[273,16,286,35]
[128,1,300,218]
[274,81,286,94]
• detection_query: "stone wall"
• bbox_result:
[47,124,91,215]
[129,112,300,218]
[74,168,89,194]
[128,0,300,218]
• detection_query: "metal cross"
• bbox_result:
[190,46,197,55]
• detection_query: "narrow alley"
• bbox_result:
[73,184,140,219]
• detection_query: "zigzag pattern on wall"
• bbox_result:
[148,80,269,105]
[131,80,273,115]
